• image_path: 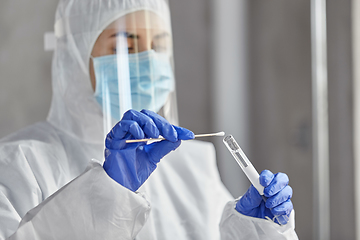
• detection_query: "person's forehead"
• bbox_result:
[105,10,167,31]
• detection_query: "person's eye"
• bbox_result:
[112,47,136,54]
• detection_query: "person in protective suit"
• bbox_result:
[0,0,298,239]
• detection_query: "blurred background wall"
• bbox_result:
[0,0,356,239]
[0,1,54,138]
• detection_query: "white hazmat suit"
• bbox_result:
[0,0,298,239]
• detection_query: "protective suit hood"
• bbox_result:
[47,0,173,144]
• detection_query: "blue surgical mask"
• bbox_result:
[92,50,175,121]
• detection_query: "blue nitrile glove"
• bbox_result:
[103,109,194,192]
[235,170,293,224]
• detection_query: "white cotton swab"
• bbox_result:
[125,131,225,143]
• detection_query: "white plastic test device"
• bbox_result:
[223,135,289,225]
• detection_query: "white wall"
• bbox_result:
[0,1,56,138]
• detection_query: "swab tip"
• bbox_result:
[217,131,225,136]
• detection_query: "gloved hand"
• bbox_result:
[103,109,194,192]
[235,170,293,224]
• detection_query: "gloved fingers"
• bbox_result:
[263,172,289,198]
[270,199,293,217]
[144,139,181,163]
[122,109,160,138]
[141,109,178,142]
[173,125,195,140]
[106,120,144,149]
[265,185,293,209]
[259,169,274,187]
[235,185,263,213]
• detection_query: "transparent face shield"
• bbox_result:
[90,9,178,136]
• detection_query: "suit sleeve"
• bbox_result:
[219,199,298,240]
[3,161,150,240]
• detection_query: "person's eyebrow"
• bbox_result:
[110,31,139,39]
[153,32,169,40]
